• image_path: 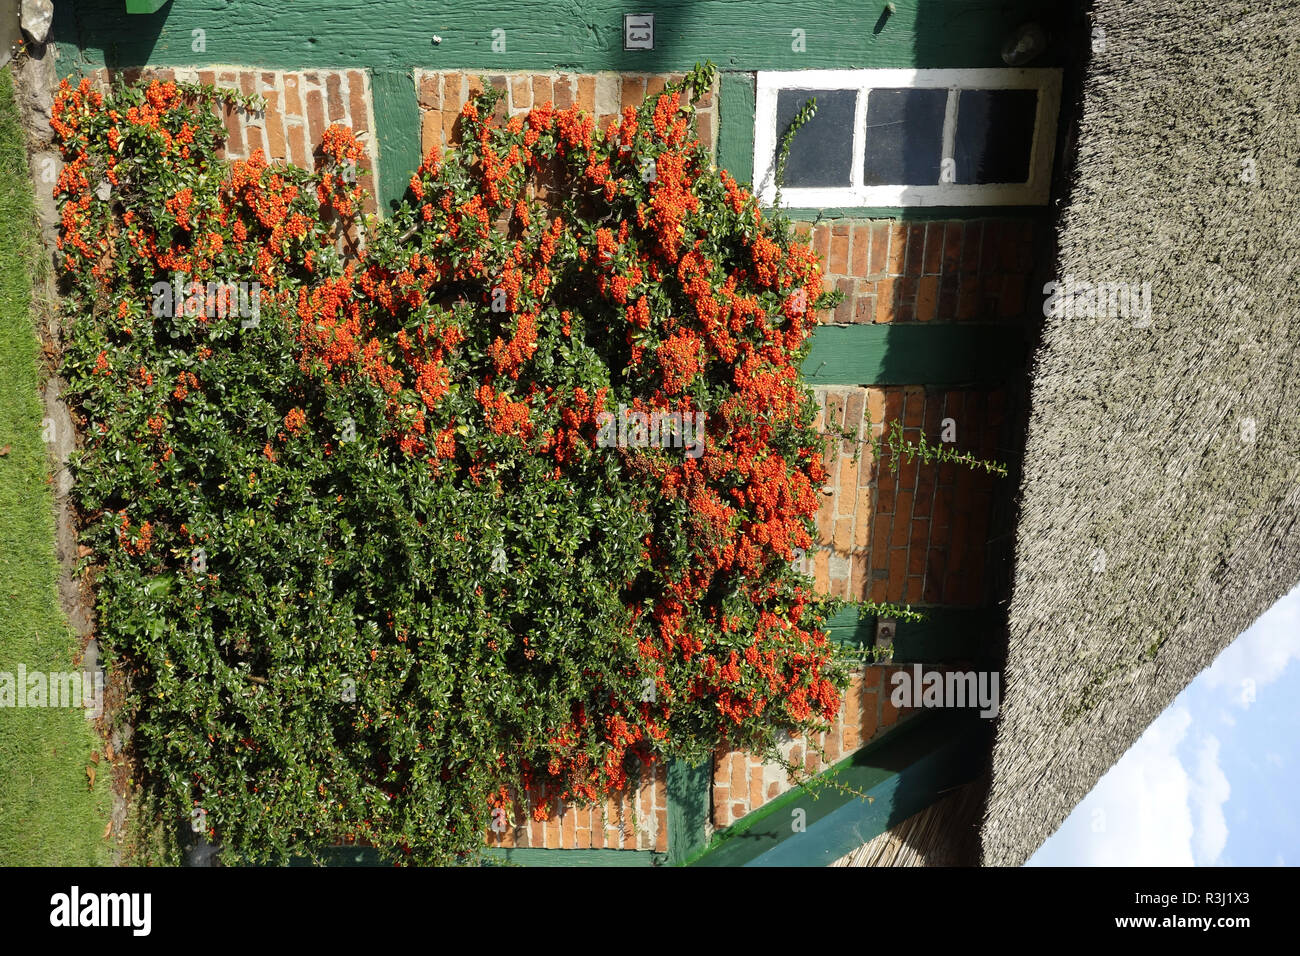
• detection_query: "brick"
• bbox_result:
[442,109,460,146]
[697,112,713,152]
[619,76,645,112]
[347,72,370,134]
[280,74,303,122]
[467,75,484,97]
[243,123,266,157]
[960,221,984,273]
[326,73,345,122]
[833,517,854,554]
[843,389,866,440]
[830,231,850,274]
[713,750,729,785]
[553,75,574,109]
[850,554,869,601]
[418,74,441,109]
[286,123,308,168]
[914,223,939,276]
[843,685,862,752]
[221,102,244,156]
[305,87,325,152]
[833,278,854,324]
[942,221,963,275]
[443,73,463,107]
[938,274,959,320]
[869,222,889,276]
[957,275,981,321]
[853,293,875,324]
[656,810,668,852]
[908,521,930,574]
[749,766,764,810]
[577,75,596,114]
[645,75,667,100]
[851,224,871,276]
[421,111,440,162]
[894,276,918,322]
[875,278,896,323]
[814,549,830,593]
[729,751,747,794]
[488,76,509,121]
[714,798,731,829]
[263,90,286,160]
[905,224,926,276]
[892,492,915,548]
[887,547,907,600]
[812,224,831,266]
[917,275,940,322]
[886,223,908,274]
[903,388,926,428]
[824,725,842,763]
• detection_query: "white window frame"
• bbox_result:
[753,68,1063,208]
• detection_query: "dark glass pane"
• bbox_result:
[861,88,947,186]
[774,88,856,188]
[954,89,1038,184]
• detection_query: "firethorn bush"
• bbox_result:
[53,64,849,864]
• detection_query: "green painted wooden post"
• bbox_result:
[717,72,755,185]
[666,757,711,865]
[370,69,420,215]
[124,0,169,13]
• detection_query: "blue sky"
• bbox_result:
[1028,582,1300,866]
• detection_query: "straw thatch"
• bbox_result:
[833,780,985,867]
[980,0,1300,866]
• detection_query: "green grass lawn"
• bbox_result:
[0,66,112,865]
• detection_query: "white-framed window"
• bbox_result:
[753,68,1063,207]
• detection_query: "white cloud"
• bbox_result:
[1203,585,1300,708]
[1189,735,1230,864]
[1029,707,1197,865]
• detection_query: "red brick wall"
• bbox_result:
[415,69,719,159]
[713,666,922,828]
[795,219,1039,324]
[485,758,668,852]
[93,66,381,215]
[808,385,1005,607]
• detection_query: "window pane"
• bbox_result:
[954,89,1038,184]
[774,88,857,188]
[862,88,947,186]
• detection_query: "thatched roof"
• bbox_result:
[833,781,984,867]
[980,0,1300,866]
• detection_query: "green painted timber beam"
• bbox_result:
[824,605,1001,665]
[370,69,421,215]
[801,322,1027,387]
[124,0,170,13]
[687,707,991,866]
[666,757,711,866]
[58,1,1064,73]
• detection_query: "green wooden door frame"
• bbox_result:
[686,707,991,866]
